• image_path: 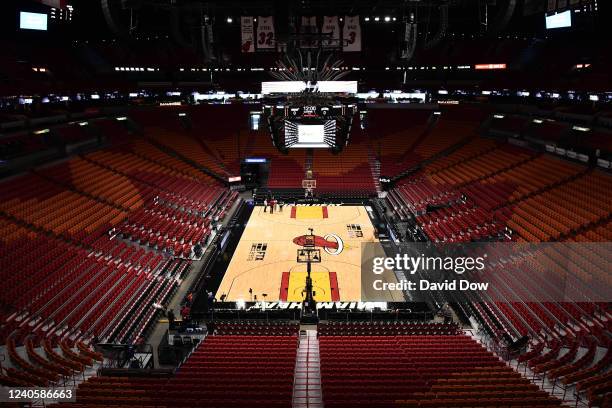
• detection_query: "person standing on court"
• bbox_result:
[180,304,190,322]
[167,309,175,329]
[263,198,268,212]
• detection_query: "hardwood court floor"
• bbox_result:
[216,205,389,302]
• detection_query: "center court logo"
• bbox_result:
[292,233,344,255]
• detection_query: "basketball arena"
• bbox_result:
[0,0,611,407]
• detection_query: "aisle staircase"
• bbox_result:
[368,152,382,194]
[293,329,323,408]
[305,150,314,179]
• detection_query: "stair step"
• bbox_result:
[293,329,323,408]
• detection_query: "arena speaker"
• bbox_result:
[101,0,127,37]
[170,7,191,49]
[201,14,215,62]
[273,0,296,51]
[400,17,418,61]
[489,0,517,34]
[423,4,448,50]
[274,0,288,37]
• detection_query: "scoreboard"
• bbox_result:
[263,103,356,151]
[285,120,335,148]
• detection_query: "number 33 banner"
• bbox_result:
[342,15,361,52]
[256,16,276,50]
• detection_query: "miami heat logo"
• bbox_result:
[322,234,343,255]
[292,234,344,256]
[241,40,252,53]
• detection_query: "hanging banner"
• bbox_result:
[241,16,255,53]
[321,16,340,48]
[342,16,361,52]
[300,16,318,48]
[400,22,417,60]
[201,19,214,61]
[557,0,568,9]
[256,16,275,50]
[547,0,557,12]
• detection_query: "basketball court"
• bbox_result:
[215,204,403,302]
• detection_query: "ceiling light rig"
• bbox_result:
[269,50,351,83]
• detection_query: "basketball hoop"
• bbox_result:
[303,179,316,198]
[302,179,316,189]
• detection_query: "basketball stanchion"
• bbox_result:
[302,178,316,199]
[297,228,321,323]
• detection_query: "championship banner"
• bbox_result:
[342,16,361,52]
[300,16,318,48]
[547,0,557,12]
[256,16,275,50]
[241,16,255,53]
[321,16,340,48]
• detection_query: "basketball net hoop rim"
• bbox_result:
[302,179,317,189]
[297,248,321,263]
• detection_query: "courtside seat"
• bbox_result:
[213,320,299,336]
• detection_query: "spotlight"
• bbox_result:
[364,17,370,21]
[374,16,380,21]
[226,17,233,23]
[384,16,391,22]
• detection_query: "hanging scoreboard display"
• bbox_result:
[263,102,356,152]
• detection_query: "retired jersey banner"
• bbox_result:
[342,16,361,52]
[321,16,340,47]
[300,16,318,48]
[256,16,275,50]
[241,17,255,53]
